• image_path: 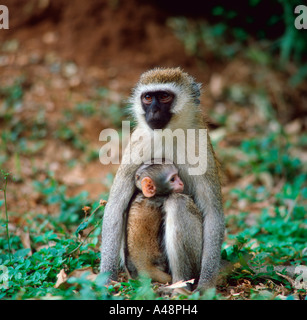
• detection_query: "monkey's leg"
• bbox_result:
[194,168,225,290]
[194,172,225,291]
[198,203,224,289]
[164,194,203,285]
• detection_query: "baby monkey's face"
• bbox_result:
[136,164,184,198]
[165,170,184,194]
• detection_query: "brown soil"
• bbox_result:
[0,0,202,86]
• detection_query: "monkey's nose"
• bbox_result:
[177,182,184,192]
[152,108,160,114]
[150,110,161,120]
[151,103,160,114]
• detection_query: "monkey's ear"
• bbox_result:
[141,177,156,198]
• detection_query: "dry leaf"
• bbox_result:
[68,266,98,282]
[54,269,68,288]
[54,267,98,289]
[284,119,302,135]
[16,229,32,256]
[36,241,56,252]
[165,279,194,289]
[231,291,244,297]
[79,225,95,239]
[258,172,274,190]
[82,206,91,214]
[100,199,107,206]
[275,272,296,288]
[210,128,227,143]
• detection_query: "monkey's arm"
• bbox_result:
[100,163,138,281]
[164,193,203,285]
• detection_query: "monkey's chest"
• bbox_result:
[126,197,168,272]
[127,198,164,238]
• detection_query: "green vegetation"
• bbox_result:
[168,0,307,84]
[1,113,305,299]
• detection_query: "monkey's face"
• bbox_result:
[141,91,175,130]
[167,172,184,194]
[131,68,202,130]
[135,163,184,197]
[155,166,184,195]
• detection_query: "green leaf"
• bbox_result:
[13,248,31,259]
[75,221,89,236]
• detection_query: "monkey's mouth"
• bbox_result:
[146,115,172,130]
[147,120,167,130]
[175,186,184,193]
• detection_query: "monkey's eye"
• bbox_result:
[159,92,172,103]
[143,94,153,104]
[170,176,175,183]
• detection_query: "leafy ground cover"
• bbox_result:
[0,72,305,300]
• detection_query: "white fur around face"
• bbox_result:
[163,198,179,275]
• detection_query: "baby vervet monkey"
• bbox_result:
[125,161,202,284]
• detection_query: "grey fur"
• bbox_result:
[100,68,224,290]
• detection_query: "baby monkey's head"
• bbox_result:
[135,162,184,198]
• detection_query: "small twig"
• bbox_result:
[86,199,107,221]
[66,200,107,257]
[1,171,12,262]
[67,220,102,256]
[285,193,300,222]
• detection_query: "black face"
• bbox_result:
[141,91,174,130]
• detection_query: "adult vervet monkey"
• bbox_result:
[100,67,224,290]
